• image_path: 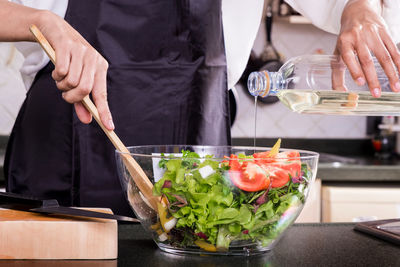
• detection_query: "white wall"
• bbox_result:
[231,19,367,139]
[0,43,26,135]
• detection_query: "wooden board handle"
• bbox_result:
[29,25,158,211]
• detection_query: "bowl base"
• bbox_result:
[157,242,275,256]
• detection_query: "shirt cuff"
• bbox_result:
[222,0,264,89]
[382,0,400,44]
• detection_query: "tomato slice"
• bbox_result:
[227,148,301,191]
[228,154,241,170]
[277,150,300,160]
[253,151,276,164]
[253,139,281,164]
[228,160,270,192]
[274,151,301,179]
[258,165,288,188]
[259,151,302,188]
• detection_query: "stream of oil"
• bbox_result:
[253,96,258,148]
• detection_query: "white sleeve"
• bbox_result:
[286,0,400,45]
[11,0,68,90]
[284,0,349,35]
[222,0,264,89]
[382,0,400,44]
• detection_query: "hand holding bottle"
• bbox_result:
[333,0,400,97]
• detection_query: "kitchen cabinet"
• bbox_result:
[322,184,400,222]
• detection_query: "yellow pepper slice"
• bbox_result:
[151,222,161,230]
[269,138,281,157]
[157,199,176,233]
[194,240,217,252]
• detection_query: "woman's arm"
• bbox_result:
[0,0,114,130]
[0,0,42,41]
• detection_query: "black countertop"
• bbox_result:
[1,223,398,266]
[117,223,400,267]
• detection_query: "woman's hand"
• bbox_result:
[333,0,400,97]
[38,11,114,130]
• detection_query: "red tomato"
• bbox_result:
[228,157,270,192]
[278,151,300,158]
[228,154,241,170]
[227,150,301,191]
[253,151,276,164]
[259,151,301,188]
[259,164,289,188]
[275,151,301,176]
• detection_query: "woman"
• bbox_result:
[1,0,263,216]
[2,0,399,216]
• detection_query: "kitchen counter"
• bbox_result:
[318,162,400,182]
[0,223,398,266]
[118,223,400,267]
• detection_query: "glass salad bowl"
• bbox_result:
[116,143,319,256]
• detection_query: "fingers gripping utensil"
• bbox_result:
[29,25,158,211]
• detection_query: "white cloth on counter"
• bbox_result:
[286,0,400,45]
[11,0,264,90]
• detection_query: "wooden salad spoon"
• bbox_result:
[29,25,158,211]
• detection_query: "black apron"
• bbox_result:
[5,0,230,216]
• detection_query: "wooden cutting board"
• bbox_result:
[0,208,117,260]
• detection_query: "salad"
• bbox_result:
[150,139,313,252]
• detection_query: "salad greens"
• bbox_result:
[152,150,312,251]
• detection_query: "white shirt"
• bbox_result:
[284,0,349,35]
[12,0,264,90]
[285,0,400,44]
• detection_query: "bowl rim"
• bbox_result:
[115,145,319,160]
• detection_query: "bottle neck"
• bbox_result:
[247,71,285,98]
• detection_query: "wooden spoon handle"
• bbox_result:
[29,25,157,210]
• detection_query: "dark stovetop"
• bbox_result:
[1,137,400,185]
[233,137,400,166]
[233,138,400,182]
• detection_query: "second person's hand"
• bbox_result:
[333,0,400,97]
[38,11,114,130]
